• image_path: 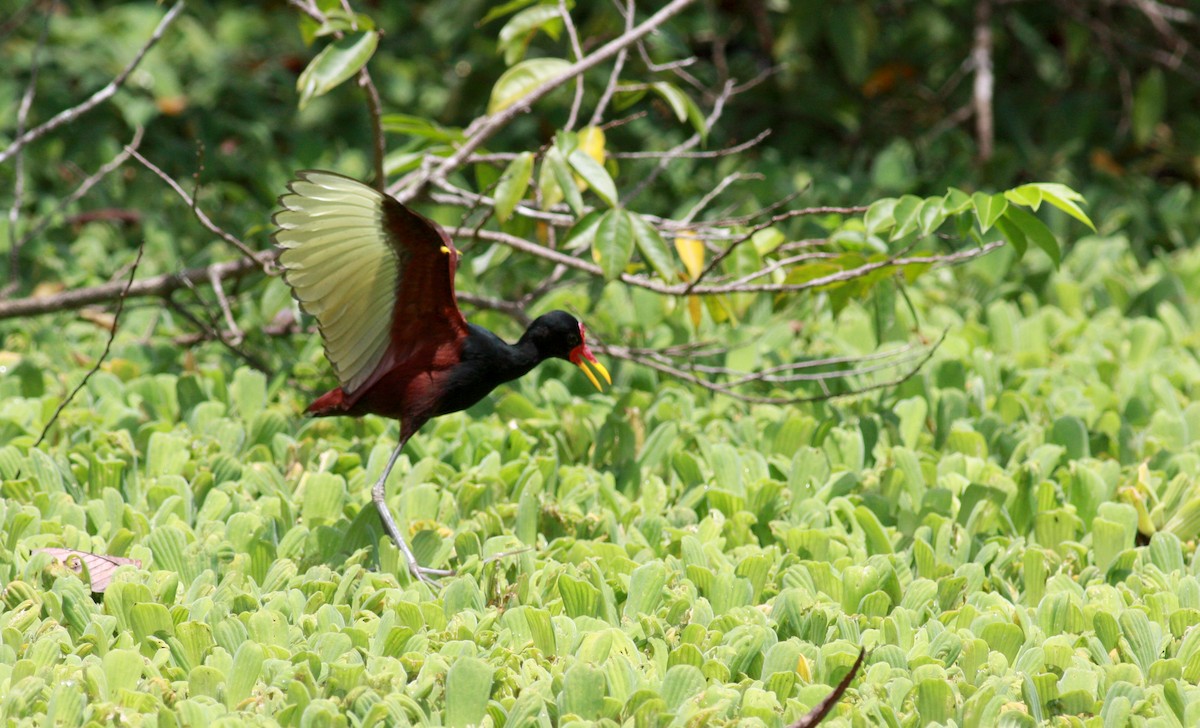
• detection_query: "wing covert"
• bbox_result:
[273,171,467,395]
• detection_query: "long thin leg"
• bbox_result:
[372,433,453,585]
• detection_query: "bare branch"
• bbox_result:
[560,0,586,131]
[588,0,634,127]
[972,0,994,161]
[209,267,244,345]
[680,172,762,225]
[603,329,945,405]
[34,240,146,447]
[0,1,185,166]
[458,291,532,326]
[787,648,866,728]
[450,225,997,296]
[0,254,271,321]
[130,150,274,274]
[361,69,387,190]
[389,0,700,201]
[610,129,771,160]
[164,296,271,374]
[684,204,866,293]
[625,79,736,203]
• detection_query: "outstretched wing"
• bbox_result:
[273,171,468,395]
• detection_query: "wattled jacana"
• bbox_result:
[273,171,610,583]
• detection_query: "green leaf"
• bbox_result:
[488,58,571,114]
[380,114,463,143]
[972,192,1008,233]
[826,3,872,83]
[131,602,174,644]
[546,146,584,215]
[994,213,1028,259]
[890,195,924,240]
[480,0,539,25]
[1132,68,1165,147]
[917,197,947,236]
[650,82,707,143]
[313,10,376,37]
[103,649,144,694]
[1004,185,1042,209]
[1004,205,1061,268]
[558,573,600,617]
[623,562,667,620]
[629,213,677,282]
[498,5,563,65]
[1012,183,1096,231]
[296,31,379,110]
[567,149,617,207]
[561,663,606,719]
[300,472,346,526]
[662,664,705,711]
[227,641,265,708]
[650,82,690,123]
[445,657,494,728]
[494,152,534,223]
[593,209,634,281]
[943,187,973,215]
[864,197,898,236]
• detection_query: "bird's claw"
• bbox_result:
[409,563,455,586]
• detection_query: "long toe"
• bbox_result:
[410,563,455,586]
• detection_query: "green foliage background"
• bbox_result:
[1,1,1199,725]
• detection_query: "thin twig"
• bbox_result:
[685,204,866,293]
[560,0,586,131]
[130,150,274,274]
[625,79,736,203]
[449,226,996,296]
[0,1,185,166]
[361,68,387,190]
[10,127,145,269]
[389,0,699,201]
[208,267,244,345]
[603,329,945,405]
[972,0,994,161]
[34,241,146,447]
[680,172,761,224]
[0,254,272,320]
[588,0,634,127]
[164,296,271,373]
[611,129,771,159]
[787,648,866,728]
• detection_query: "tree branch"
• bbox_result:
[130,150,274,274]
[389,0,699,201]
[34,240,146,447]
[0,1,184,166]
[0,255,271,321]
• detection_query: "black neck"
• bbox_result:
[489,326,544,382]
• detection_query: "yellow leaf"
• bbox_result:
[572,126,607,192]
[687,295,702,328]
[580,126,606,165]
[674,230,705,281]
[796,653,811,682]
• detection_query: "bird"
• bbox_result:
[272,170,610,584]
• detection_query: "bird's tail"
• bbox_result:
[306,387,350,417]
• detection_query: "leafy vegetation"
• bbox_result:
[6,236,1200,725]
[2,0,1200,726]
